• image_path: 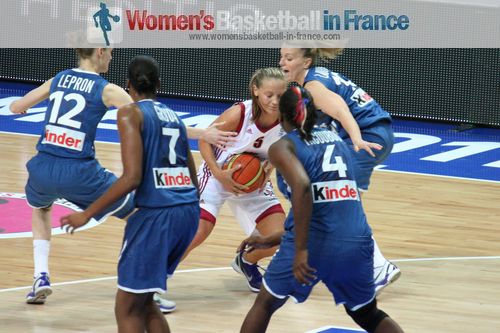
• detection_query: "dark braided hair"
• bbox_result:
[127,55,160,95]
[279,86,317,141]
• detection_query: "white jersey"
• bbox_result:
[197,100,285,234]
[211,100,284,166]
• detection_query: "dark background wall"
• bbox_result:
[1,48,498,126]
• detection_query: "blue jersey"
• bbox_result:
[37,68,110,159]
[277,128,371,237]
[135,100,198,208]
[304,67,391,137]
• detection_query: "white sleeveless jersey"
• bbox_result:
[212,100,285,166]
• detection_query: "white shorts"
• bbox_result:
[198,164,284,235]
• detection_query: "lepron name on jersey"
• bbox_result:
[154,167,193,188]
[41,124,85,151]
[312,179,360,203]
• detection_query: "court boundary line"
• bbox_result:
[2,255,500,293]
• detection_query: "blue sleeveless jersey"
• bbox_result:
[135,100,198,208]
[277,128,371,237]
[304,67,391,137]
[37,68,109,159]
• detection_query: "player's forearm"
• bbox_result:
[337,110,363,143]
[292,183,313,251]
[83,175,139,220]
[199,139,222,176]
[186,126,204,140]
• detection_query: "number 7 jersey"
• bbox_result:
[37,68,110,159]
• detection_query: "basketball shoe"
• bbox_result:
[26,272,52,304]
[153,293,176,313]
[231,251,263,293]
[374,261,401,295]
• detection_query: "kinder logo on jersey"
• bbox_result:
[350,88,373,107]
[42,124,85,151]
[154,167,193,188]
[312,179,359,203]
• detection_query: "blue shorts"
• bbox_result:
[25,153,135,221]
[117,203,200,294]
[263,232,375,311]
[342,121,394,191]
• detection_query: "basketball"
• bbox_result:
[113,15,120,22]
[222,153,265,193]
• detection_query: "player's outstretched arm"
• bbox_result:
[305,80,381,157]
[186,121,237,150]
[10,78,53,114]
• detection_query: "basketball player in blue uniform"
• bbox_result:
[280,47,400,293]
[10,48,233,307]
[10,48,135,304]
[239,86,404,333]
[61,55,199,333]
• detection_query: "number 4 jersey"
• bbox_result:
[277,127,372,237]
[37,68,110,159]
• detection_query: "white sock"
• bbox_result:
[33,239,50,277]
[372,237,387,268]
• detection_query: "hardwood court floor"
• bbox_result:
[0,133,499,333]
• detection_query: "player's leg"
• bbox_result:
[244,211,285,263]
[115,290,170,333]
[181,217,215,260]
[345,299,404,333]
[26,206,53,304]
[229,186,285,292]
[155,203,200,313]
[344,124,400,294]
[181,170,225,260]
[240,287,288,333]
[25,155,56,304]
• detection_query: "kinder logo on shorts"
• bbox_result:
[154,167,193,188]
[312,179,359,203]
[42,124,85,151]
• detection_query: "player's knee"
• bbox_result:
[255,289,287,314]
[39,206,52,213]
[345,299,388,333]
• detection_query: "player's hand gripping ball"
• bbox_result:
[222,153,265,193]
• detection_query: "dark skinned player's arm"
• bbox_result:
[80,104,143,221]
[269,138,312,252]
[269,138,316,284]
[185,134,200,195]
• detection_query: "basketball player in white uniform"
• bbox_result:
[184,68,287,293]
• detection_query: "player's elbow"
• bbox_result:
[123,173,142,191]
[297,180,311,199]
